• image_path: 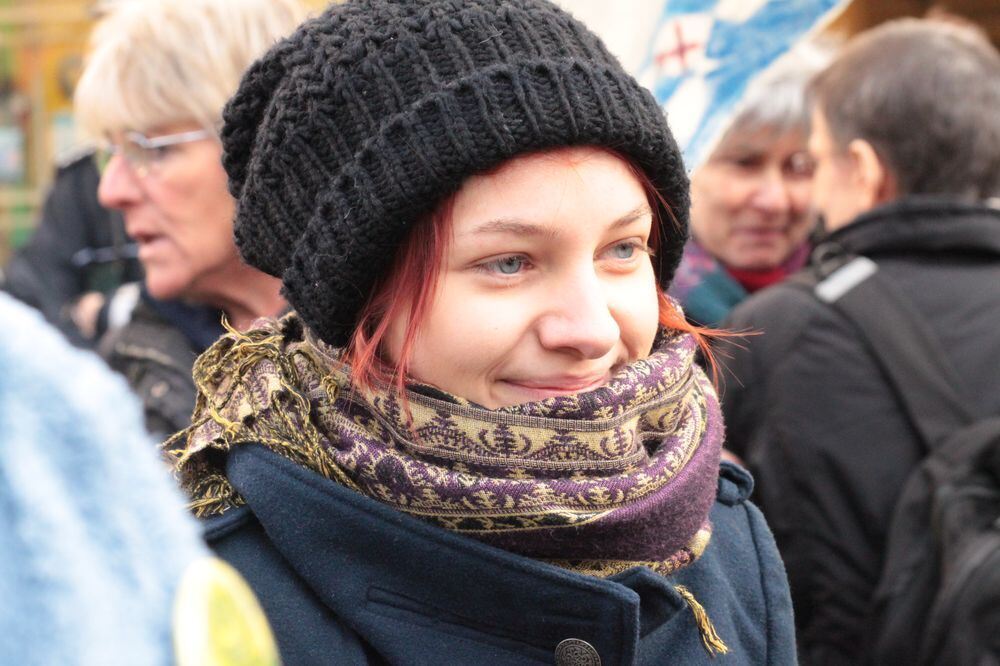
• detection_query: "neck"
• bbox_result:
[725,243,811,294]
[204,265,286,331]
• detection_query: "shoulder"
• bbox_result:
[725,278,825,330]
[722,277,862,381]
[703,462,787,577]
[200,507,296,617]
[54,145,97,170]
[102,299,195,366]
[0,295,213,665]
[100,299,203,436]
[636,462,797,664]
[676,462,797,663]
[709,463,783,566]
[52,146,101,184]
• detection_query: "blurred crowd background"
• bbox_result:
[0,0,998,663]
[0,0,997,263]
[0,0,338,258]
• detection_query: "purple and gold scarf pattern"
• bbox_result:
[168,313,725,579]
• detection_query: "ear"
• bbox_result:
[847,139,898,206]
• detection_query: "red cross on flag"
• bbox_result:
[650,14,714,78]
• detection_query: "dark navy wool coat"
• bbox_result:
[205,445,796,665]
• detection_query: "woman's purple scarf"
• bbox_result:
[169,313,724,578]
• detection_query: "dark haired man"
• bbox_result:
[720,19,1000,664]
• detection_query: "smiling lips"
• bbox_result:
[735,225,786,237]
[503,372,612,399]
[732,226,793,248]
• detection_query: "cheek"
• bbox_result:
[203,215,239,260]
[400,281,532,390]
[787,181,813,217]
[782,189,813,241]
[615,270,660,357]
[692,184,747,242]
[160,155,231,214]
[813,168,835,204]
[164,184,235,253]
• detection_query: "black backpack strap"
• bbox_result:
[811,255,974,449]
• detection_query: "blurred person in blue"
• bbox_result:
[71,0,306,439]
[668,51,825,327]
[0,292,278,666]
[723,19,1000,664]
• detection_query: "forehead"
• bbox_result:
[712,126,806,158]
[450,147,647,233]
[807,107,839,151]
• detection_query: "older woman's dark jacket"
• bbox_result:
[204,446,795,665]
[100,288,223,439]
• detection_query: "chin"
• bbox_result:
[735,247,792,270]
[729,259,777,272]
[143,274,189,302]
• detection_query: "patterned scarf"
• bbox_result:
[669,238,811,326]
[167,311,725,589]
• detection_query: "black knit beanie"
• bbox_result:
[222,0,690,347]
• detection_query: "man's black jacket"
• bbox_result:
[721,197,1000,664]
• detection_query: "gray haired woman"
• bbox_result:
[669,50,827,327]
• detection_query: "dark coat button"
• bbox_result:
[554,638,601,666]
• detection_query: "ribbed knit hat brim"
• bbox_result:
[287,60,688,345]
[222,0,690,347]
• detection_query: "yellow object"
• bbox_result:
[173,557,281,666]
[675,585,730,657]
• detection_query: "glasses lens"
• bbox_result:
[121,137,154,173]
[94,148,113,174]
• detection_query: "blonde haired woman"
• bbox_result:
[73,0,307,437]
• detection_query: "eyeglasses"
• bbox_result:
[96,129,213,178]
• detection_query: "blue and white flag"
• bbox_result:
[636,0,849,170]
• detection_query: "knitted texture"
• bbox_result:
[222,0,690,347]
[0,293,206,665]
[168,314,723,579]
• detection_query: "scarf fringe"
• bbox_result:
[164,318,358,517]
[675,585,730,657]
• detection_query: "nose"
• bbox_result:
[749,168,792,214]
[536,269,620,360]
[97,154,143,210]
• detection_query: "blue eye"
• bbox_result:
[611,243,635,259]
[487,255,525,275]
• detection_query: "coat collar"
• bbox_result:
[209,446,756,663]
[221,444,673,662]
[824,197,1000,258]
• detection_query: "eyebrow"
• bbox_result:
[468,205,654,238]
[711,143,768,160]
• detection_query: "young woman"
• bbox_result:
[170,1,795,663]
